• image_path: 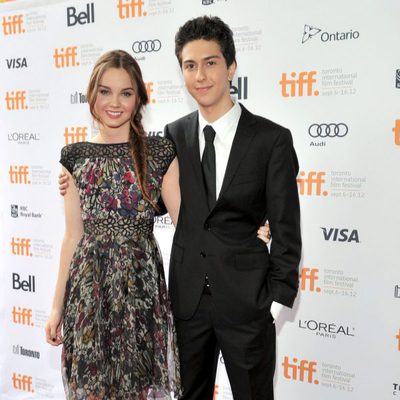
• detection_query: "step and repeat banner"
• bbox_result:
[1,0,399,398]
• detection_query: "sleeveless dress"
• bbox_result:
[59,137,181,400]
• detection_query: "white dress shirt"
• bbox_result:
[198,100,241,198]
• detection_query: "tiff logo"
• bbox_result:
[146,82,156,104]
[282,356,319,384]
[2,15,25,35]
[393,120,400,146]
[64,127,88,144]
[117,0,147,19]
[9,166,30,184]
[12,306,34,326]
[5,91,28,110]
[6,57,27,69]
[11,237,32,256]
[297,171,328,196]
[280,71,319,97]
[12,373,34,392]
[53,46,79,68]
[300,268,320,292]
[67,3,95,26]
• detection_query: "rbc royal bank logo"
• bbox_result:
[117,0,147,18]
[2,14,25,35]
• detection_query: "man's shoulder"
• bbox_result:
[240,104,289,134]
[166,110,198,130]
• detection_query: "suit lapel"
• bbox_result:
[218,105,257,200]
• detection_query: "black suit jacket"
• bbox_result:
[164,104,301,323]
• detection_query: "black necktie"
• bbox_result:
[202,125,216,209]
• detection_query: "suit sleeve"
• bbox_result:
[266,128,301,308]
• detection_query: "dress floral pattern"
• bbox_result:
[60,138,181,400]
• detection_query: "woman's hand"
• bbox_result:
[58,171,69,196]
[257,223,271,244]
[45,309,64,346]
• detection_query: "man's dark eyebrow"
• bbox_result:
[182,55,221,64]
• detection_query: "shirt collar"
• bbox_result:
[198,100,242,141]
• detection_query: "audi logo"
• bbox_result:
[132,40,161,54]
[308,123,348,138]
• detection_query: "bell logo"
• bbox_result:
[280,71,319,97]
[12,273,36,292]
[297,171,328,196]
[393,120,400,145]
[9,166,31,184]
[12,373,34,392]
[282,356,319,384]
[12,307,34,326]
[5,91,28,110]
[300,268,320,292]
[146,82,156,104]
[11,237,33,256]
[64,126,88,144]
[321,227,360,243]
[117,0,147,19]
[53,46,79,68]
[396,329,400,351]
[2,15,25,35]
[67,3,95,27]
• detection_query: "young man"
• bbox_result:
[165,16,301,400]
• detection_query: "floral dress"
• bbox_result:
[59,138,181,400]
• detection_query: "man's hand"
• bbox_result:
[257,223,271,244]
[58,171,69,196]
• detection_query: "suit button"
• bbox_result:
[204,223,211,231]
[200,252,206,258]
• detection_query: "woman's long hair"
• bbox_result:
[86,49,153,206]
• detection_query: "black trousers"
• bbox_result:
[175,294,276,400]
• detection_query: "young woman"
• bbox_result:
[45,50,181,399]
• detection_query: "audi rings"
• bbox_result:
[308,123,348,138]
[132,40,161,54]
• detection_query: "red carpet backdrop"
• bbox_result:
[1,0,399,398]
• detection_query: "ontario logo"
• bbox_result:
[302,24,360,44]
